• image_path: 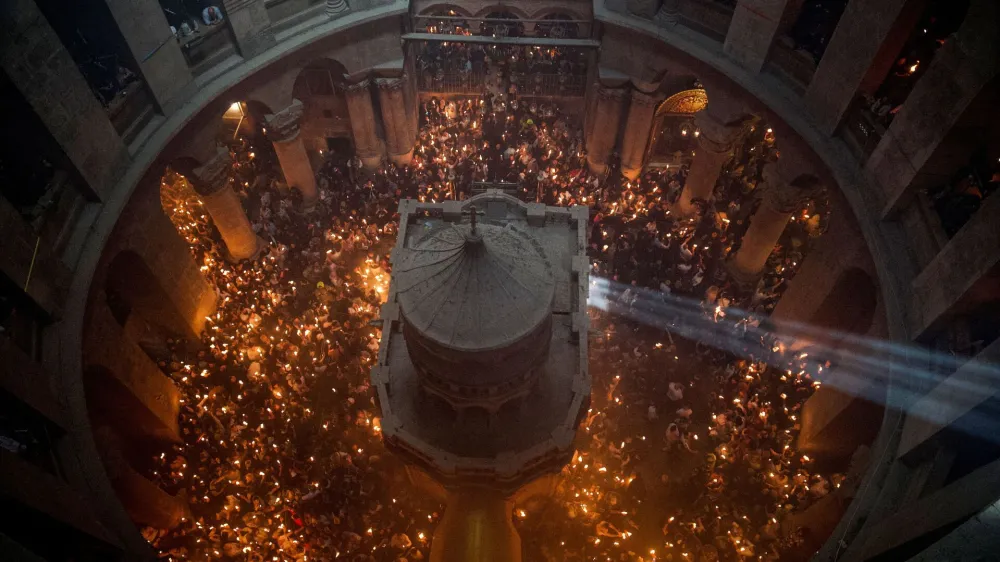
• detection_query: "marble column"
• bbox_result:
[191,148,262,261]
[728,157,821,282]
[266,99,318,204]
[586,86,628,175]
[344,78,385,170]
[620,89,662,180]
[675,109,743,216]
[221,0,276,59]
[377,75,416,165]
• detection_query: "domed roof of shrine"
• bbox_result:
[393,218,554,352]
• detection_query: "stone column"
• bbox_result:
[103,0,194,113]
[222,0,276,59]
[804,0,922,134]
[675,110,743,217]
[377,75,416,165]
[191,148,262,261]
[430,487,521,562]
[724,0,805,72]
[870,0,1000,216]
[728,157,821,282]
[265,99,318,204]
[620,90,661,180]
[1,0,128,200]
[585,86,628,175]
[344,78,385,170]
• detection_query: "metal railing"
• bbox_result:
[418,71,585,97]
[510,73,586,97]
[418,71,488,95]
[840,100,886,162]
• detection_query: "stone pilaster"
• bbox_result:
[221,0,276,59]
[1,0,128,200]
[265,99,318,204]
[377,75,416,165]
[675,109,743,216]
[103,0,193,113]
[191,148,262,261]
[804,0,920,134]
[621,89,662,180]
[585,86,628,175]
[871,0,1000,216]
[344,78,385,170]
[725,0,804,72]
[728,156,821,282]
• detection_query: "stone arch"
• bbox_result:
[83,364,179,446]
[647,89,708,164]
[532,11,584,38]
[473,5,531,21]
[292,58,354,158]
[104,250,195,339]
[417,3,474,18]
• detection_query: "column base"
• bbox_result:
[587,157,609,176]
[360,153,383,171]
[621,165,643,181]
[389,149,414,166]
[227,236,268,263]
[725,257,761,288]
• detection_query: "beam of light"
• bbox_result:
[589,276,1000,442]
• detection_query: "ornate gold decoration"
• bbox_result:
[655,88,708,116]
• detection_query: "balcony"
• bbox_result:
[764,38,817,95]
[177,22,238,76]
[839,99,887,163]
[678,0,735,43]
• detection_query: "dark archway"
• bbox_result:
[105,250,193,338]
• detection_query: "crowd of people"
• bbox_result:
[417,40,587,96]
[146,52,843,561]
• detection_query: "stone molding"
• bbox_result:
[327,0,350,19]
[265,99,305,143]
[223,0,254,12]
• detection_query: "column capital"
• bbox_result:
[344,77,371,94]
[630,89,661,108]
[265,99,305,143]
[375,74,407,92]
[693,110,744,154]
[192,147,232,197]
[597,86,629,103]
[761,157,822,213]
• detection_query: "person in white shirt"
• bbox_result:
[203,6,224,25]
